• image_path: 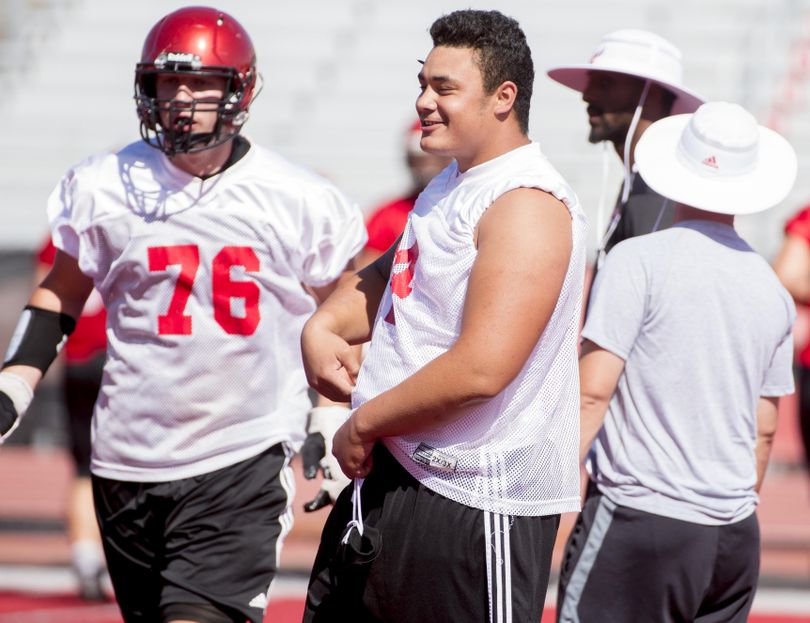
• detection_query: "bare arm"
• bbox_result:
[301,239,399,401]
[309,239,399,342]
[31,250,93,317]
[307,255,360,306]
[578,340,625,462]
[755,396,779,493]
[336,188,573,476]
[773,234,810,303]
[4,250,93,388]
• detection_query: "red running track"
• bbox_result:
[0,593,807,623]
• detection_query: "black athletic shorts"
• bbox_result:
[557,484,760,623]
[305,444,560,623]
[92,443,294,623]
[796,364,810,468]
[64,354,104,477]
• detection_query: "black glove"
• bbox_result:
[0,372,32,443]
[301,406,351,512]
[0,393,18,439]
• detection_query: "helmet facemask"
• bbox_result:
[135,62,252,156]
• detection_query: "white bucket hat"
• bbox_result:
[634,101,797,215]
[547,29,704,114]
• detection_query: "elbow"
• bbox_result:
[469,379,504,402]
[462,366,516,401]
[580,393,608,413]
[758,427,777,445]
[448,344,526,401]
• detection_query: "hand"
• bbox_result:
[301,317,359,402]
[0,372,33,444]
[301,406,352,512]
[0,393,19,443]
[332,411,375,479]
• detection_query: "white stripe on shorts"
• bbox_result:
[275,444,296,569]
[485,510,513,623]
[255,443,296,607]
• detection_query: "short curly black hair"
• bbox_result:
[430,10,534,133]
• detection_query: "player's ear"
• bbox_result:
[492,81,518,118]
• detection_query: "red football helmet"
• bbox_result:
[134,6,258,155]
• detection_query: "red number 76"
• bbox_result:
[147,244,261,336]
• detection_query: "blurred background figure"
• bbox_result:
[35,238,108,601]
[359,120,451,266]
[773,207,810,473]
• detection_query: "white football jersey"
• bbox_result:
[48,139,366,482]
[353,143,587,517]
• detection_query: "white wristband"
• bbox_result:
[0,371,34,416]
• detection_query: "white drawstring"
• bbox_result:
[650,198,669,233]
[596,80,652,270]
[596,208,622,271]
[620,80,650,205]
[340,477,365,544]
[594,141,611,252]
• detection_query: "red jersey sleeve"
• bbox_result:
[37,238,57,266]
[785,206,810,243]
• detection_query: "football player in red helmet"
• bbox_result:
[0,6,366,623]
[134,6,258,157]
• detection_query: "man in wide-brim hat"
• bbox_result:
[548,30,704,261]
[557,101,797,622]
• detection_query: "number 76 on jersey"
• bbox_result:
[148,244,261,336]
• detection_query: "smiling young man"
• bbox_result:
[0,7,366,623]
[301,10,587,622]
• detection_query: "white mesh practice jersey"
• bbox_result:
[353,143,587,516]
[48,139,366,482]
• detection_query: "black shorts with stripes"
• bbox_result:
[305,444,560,622]
[557,484,759,623]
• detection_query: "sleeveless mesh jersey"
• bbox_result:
[353,143,587,516]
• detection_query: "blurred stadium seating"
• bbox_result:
[1,0,809,256]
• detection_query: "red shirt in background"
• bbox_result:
[785,207,810,367]
[365,194,418,254]
[37,239,107,364]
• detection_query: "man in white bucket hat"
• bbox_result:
[556,101,797,622]
[548,30,704,261]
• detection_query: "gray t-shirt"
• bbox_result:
[583,220,795,525]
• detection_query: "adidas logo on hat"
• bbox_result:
[702,155,718,169]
